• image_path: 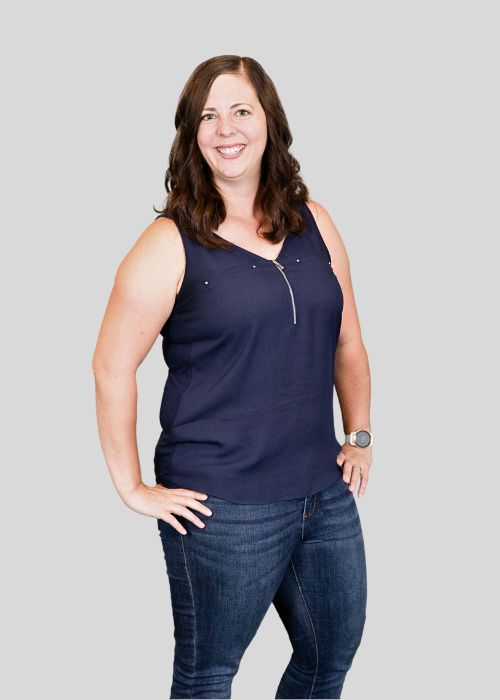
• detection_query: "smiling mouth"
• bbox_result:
[215,144,246,155]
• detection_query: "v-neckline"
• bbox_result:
[213,231,289,263]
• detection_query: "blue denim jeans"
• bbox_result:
[157,476,367,699]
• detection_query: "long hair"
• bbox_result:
[154,55,310,250]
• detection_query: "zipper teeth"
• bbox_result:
[272,260,297,324]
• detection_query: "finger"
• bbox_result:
[342,460,353,483]
[161,513,188,535]
[168,503,207,529]
[359,469,369,497]
[169,488,208,501]
[336,451,346,467]
[173,495,213,518]
[349,465,363,493]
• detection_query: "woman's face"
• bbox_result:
[197,72,268,184]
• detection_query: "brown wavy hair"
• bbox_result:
[153,55,311,251]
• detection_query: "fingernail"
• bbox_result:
[181,529,187,535]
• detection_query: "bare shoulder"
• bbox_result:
[304,199,364,348]
[92,216,186,371]
[115,215,185,298]
[121,215,184,270]
[304,200,349,271]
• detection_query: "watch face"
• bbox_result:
[355,430,371,447]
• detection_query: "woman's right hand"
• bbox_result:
[123,482,213,534]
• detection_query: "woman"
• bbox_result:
[93,55,372,699]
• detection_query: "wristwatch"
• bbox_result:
[345,429,373,448]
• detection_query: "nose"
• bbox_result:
[216,114,235,138]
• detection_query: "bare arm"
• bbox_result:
[306,200,372,496]
[91,217,212,532]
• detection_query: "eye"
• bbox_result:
[200,109,251,122]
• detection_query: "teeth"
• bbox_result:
[217,145,245,154]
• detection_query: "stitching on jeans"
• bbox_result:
[290,557,319,698]
[180,533,196,699]
[310,494,317,518]
[304,494,317,520]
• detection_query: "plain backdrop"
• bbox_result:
[2,1,498,697]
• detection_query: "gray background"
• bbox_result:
[2,0,498,697]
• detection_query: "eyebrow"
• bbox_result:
[202,102,252,111]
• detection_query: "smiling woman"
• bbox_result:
[93,54,371,698]
[196,73,269,210]
[153,57,309,250]
[201,103,254,159]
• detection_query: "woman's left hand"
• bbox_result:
[336,445,372,497]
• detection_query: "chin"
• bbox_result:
[218,169,247,179]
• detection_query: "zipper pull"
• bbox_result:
[272,260,284,270]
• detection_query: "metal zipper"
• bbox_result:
[272,260,297,324]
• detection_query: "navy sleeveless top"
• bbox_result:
[153,202,344,503]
